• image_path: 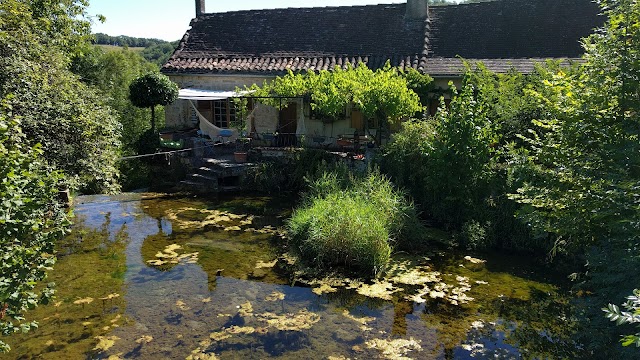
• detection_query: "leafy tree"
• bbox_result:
[72,46,162,189]
[401,67,435,112]
[462,62,566,145]
[382,84,498,232]
[0,0,120,348]
[509,0,639,255]
[0,113,70,353]
[508,0,639,354]
[129,73,179,133]
[0,0,122,194]
[92,33,169,48]
[72,46,159,153]
[604,289,640,347]
[140,41,179,66]
[383,61,562,251]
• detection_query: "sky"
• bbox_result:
[87,0,405,41]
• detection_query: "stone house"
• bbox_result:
[161,0,601,147]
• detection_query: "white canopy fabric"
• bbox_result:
[187,100,239,142]
[178,88,250,101]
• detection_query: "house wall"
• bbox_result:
[165,73,463,146]
[165,73,361,145]
[165,74,276,129]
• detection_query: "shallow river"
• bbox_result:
[4,193,579,359]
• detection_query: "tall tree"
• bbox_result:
[510,0,639,256]
[510,0,640,355]
[72,46,159,153]
[129,73,179,133]
[0,0,122,194]
[0,0,120,350]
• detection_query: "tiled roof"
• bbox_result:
[424,57,583,77]
[428,0,601,59]
[162,0,602,76]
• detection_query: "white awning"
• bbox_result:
[178,88,251,101]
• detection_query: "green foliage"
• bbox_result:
[504,0,640,354]
[509,0,640,254]
[129,73,179,109]
[380,73,544,250]
[72,45,165,190]
[604,289,640,347]
[18,0,93,58]
[287,170,424,276]
[379,120,435,210]
[129,73,178,132]
[245,149,336,194]
[400,68,435,111]
[382,84,497,231]
[428,84,498,228]
[249,63,423,125]
[462,62,560,144]
[92,33,171,48]
[140,41,179,66]
[568,239,640,357]
[72,46,159,153]
[0,0,122,194]
[0,114,70,353]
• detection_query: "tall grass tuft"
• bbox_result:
[287,170,424,276]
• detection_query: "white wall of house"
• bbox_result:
[165,73,462,147]
[164,73,359,145]
[165,73,275,129]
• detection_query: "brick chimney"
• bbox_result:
[405,0,429,21]
[195,0,205,17]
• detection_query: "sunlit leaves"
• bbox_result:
[247,63,422,125]
[603,289,640,347]
[510,0,640,253]
[1,0,122,194]
[0,115,69,352]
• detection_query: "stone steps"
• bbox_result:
[179,156,256,193]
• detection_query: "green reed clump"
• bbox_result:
[287,170,423,276]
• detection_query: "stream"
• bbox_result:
[3,193,580,360]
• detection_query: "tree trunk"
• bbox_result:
[150,105,156,133]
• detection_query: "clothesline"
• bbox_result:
[117,143,221,161]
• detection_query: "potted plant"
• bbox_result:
[234,137,250,163]
[231,108,250,162]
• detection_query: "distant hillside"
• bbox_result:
[141,41,179,66]
[97,44,145,52]
[92,33,171,48]
[92,33,178,66]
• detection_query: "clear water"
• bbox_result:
[3,194,579,360]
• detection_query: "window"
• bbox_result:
[197,99,237,128]
[213,100,227,128]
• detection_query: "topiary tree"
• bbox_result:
[128,73,178,133]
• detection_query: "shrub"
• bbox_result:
[287,171,423,276]
[380,83,497,231]
[245,148,343,194]
[380,82,541,252]
[0,116,70,352]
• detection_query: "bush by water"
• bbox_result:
[287,171,424,276]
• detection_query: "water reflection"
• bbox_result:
[1,194,581,360]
